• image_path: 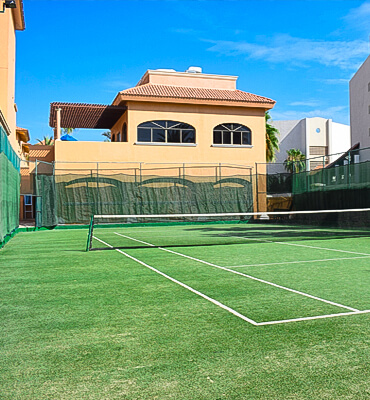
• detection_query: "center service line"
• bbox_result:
[114,232,360,312]
[92,236,258,326]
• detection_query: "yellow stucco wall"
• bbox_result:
[0,5,21,157]
[55,101,267,175]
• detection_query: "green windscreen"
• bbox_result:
[53,173,254,225]
[293,157,370,210]
[0,126,20,247]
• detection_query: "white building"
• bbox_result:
[270,117,350,173]
[350,54,370,149]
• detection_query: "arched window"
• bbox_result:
[122,123,127,142]
[213,123,251,146]
[137,121,195,144]
[111,133,116,142]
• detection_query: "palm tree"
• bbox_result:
[265,112,280,162]
[36,136,54,145]
[284,148,306,173]
[102,131,111,142]
[63,128,75,136]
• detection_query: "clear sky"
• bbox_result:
[15,0,370,143]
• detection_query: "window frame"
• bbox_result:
[136,120,196,146]
[212,123,252,147]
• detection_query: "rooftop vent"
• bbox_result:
[186,66,202,74]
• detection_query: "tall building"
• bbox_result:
[350,54,370,149]
[270,117,350,173]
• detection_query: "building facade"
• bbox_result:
[50,68,275,173]
[270,117,350,173]
[0,0,28,158]
[350,54,370,149]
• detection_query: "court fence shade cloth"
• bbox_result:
[292,147,370,210]
[0,125,20,171]
[29,163,254,226]
[26,146,370,227]
[0,126,20,247]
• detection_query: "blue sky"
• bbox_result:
[16,0,370,142]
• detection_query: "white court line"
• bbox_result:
[93,234,368,325]
[92,236,258,326]
[114,232,360,312]
[258,310,370,326]
[234,236,370,256]
[227,255,370,269]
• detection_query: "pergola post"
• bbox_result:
[54,107,62,140]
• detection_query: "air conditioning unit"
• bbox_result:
[186,66,202,73]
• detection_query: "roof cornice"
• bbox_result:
[116,94,275,110]
[12,0,25,31]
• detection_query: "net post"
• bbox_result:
[86,215,95,252]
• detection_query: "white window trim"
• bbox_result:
[211,144,253,148]
[135,142,197,147]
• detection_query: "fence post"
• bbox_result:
[255,162,259,213]
[34,159,42,227]
[96,162,100,215]
[219,163,222,210]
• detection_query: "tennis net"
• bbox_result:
[86,208,370,251]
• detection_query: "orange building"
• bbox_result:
[0,0,28,157]
[49,68,275,173]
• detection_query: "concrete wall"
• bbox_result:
[270,117,350,173]
[269,119,306,173]
[350,54,370,149]
[330,121,351,162]
[55,101,267,174]
[138,69,237,90]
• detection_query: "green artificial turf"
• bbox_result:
[0,224,369,399]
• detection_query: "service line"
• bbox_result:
[226,255,370,269]
[113,232,360,312]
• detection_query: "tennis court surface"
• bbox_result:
[91,219,370,326]
[1,216,369,399]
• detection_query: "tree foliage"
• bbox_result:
[36,136,54,145]
[265,112,280,162]
[284,148,306,173]
[63,128,75,135]
[102,131,111,142]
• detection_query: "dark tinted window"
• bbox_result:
[137,121,195,143]
[242,132,251,145]
[152,129,165,142]
[213,131,222,144]
[223,131,232,144]
[182,130,195,143]
[138,128,151,142]
[167,129,181,143]
[213,123,252,145]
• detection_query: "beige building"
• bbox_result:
[350,54,370,150]
[270,117,351,173]
[0,0,28,158]
[50,68,275,173]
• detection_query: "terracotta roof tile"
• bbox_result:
[120,84,275,104]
